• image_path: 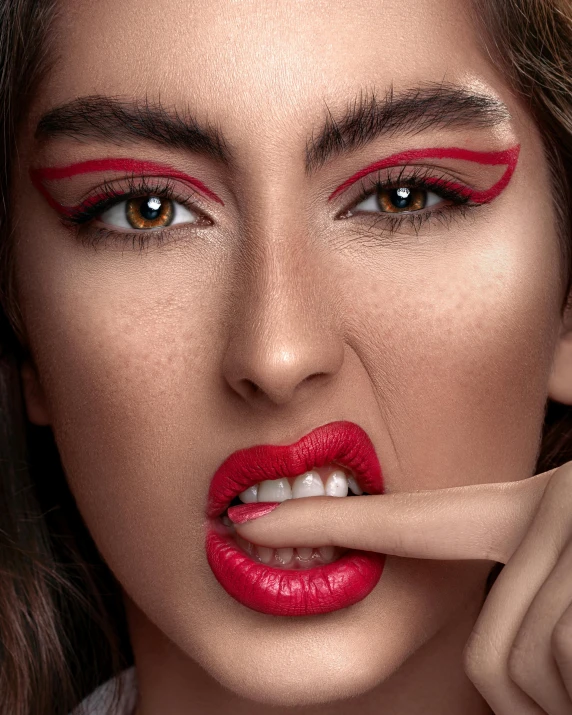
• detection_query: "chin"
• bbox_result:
[198,639,395,708]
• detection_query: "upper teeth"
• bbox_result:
[238,467,364,503]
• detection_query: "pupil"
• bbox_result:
[139,196,163,220]
[390,187,412,209]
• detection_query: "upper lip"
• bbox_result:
[206,421,384,519]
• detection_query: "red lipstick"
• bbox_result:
[204,421,386,616]
[328,145,521,203]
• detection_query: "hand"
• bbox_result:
[233,464,572,714]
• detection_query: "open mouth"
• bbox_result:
[205,420,385,616]
[215,464,369,570]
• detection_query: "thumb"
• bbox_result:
[230,471,552,563]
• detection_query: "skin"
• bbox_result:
[10,0,572,712]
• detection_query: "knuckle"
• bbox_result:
[506,638,534,688]
[462,630,505,687]
[546,464,572,505]
[538,467,572,538]
[552,618,572,661]
[480,538,505,564]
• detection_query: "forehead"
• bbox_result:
[41,0,507,141]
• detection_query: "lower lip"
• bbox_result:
[205,524,385,616]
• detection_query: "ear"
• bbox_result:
[20,359,50,425]
[548,298,572,404]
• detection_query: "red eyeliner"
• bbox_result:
[328,145,521,203]
[30,158,224,217]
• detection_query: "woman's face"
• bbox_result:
[12,0,567,709]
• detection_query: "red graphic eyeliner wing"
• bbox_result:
[30,158,224,216]
[328,146,521,203]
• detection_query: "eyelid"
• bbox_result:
[328,145,521,203]
[31,158,224,204]
[37,174,211,226]
[73,176,202,214]
[29,160,224,223]
[337,166,474,219]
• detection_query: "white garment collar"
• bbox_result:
[68,666,137,715]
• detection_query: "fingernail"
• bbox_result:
[227,502,280,524]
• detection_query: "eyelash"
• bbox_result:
[62,175,209,251]
[338,165,480,234]
[62,165,481,250]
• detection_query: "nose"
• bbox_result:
[221,241,345,408]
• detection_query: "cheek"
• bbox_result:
[13,228,231,573]
[348,211,563,491]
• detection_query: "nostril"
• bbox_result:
[306,371,326,380]
[243,379,261,395]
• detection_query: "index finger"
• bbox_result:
[229,471,553,563]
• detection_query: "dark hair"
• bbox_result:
[0,0,571,713]
[0,3,133,714]
[473,0,572,471]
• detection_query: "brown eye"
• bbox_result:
[125,196,174,229]
[377,187,427,213]
[348,186,444,216]
[98,195,199,230]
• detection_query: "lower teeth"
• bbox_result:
[234,534,347,569]
[216,515,348,569]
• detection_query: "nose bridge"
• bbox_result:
[221,213,345,407]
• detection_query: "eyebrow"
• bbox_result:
[35,83,511,174]
[35,95,232,165]
[305,83,511,173]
